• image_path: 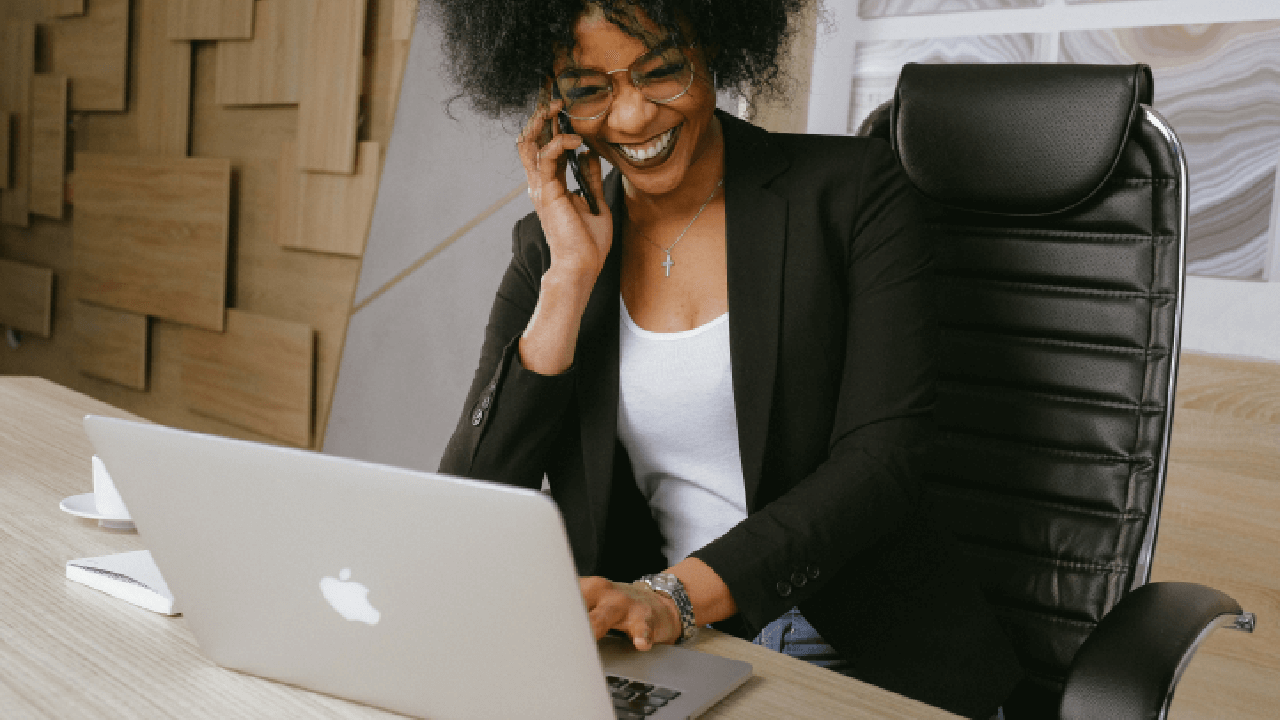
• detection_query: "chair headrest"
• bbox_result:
[891,63,1154,216]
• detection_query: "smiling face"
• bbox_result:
[554,10,723,201]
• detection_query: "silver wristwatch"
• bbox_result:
[638,572,698,643]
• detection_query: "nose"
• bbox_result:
[607,79,658,136]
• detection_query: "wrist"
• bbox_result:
[637,572,698,643]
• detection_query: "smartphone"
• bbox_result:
[556,111,600,215]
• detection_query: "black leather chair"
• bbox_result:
[859,63,1256,719]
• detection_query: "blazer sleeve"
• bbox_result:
[437,213,578,490]
[691,140,937,631]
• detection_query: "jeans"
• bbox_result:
[750,607,849,671]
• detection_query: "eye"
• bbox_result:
[556,72,610,102]
[640,61,686,82]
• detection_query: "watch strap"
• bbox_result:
[638,572,698,643]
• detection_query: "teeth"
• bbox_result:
[618,127,675,162]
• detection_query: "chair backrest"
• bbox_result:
[861,63,1187,715]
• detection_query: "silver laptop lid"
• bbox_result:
[83,415,615,719]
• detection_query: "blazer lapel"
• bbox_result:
[576,171,626,559]
[720,112,790,510]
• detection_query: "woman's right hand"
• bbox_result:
[514,101,613,376]
[517,100,613,280]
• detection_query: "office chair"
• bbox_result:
[859,63,1255,719]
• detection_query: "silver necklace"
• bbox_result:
[632,179,724,277]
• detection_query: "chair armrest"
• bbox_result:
[1059,581,1254,720]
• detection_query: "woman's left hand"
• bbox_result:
[579,577,682,650]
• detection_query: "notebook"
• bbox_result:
[83,415,751,719]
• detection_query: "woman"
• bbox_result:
[431,1,1023,717]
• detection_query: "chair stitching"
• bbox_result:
[933,433,1148,464]
[938,276,1175,299]
[941,380,1168,413]
[935,226,1176,243]
[945,327,1168,356]
[934,483,1148,523]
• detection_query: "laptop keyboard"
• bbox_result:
[607,675,682,719]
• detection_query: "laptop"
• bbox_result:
[83,415,751,720]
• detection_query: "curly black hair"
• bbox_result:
[422,0,811,120]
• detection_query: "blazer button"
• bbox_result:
[791,571,808,588]
[470,408,484,426]
[807,564,820,580]
[480,394,492,410]
[776,581,792,598]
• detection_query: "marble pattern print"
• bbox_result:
[859,0,1044,19]
[1062,22,1280,280]
[847,33,1048,134]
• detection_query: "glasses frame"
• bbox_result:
[552,43,698,121]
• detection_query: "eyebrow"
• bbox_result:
[558,38,680,74]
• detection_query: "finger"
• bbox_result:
[582,149,606,205]
[537,133,583,176]
[579,576,613,607]
[587,591,631,640]
[623,603,656,650]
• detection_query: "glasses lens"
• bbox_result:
[634,46,692,102]
[555,69,611,119]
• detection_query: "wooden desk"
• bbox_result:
[0,377,956,719]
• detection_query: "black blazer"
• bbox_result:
[441,111,1023,718]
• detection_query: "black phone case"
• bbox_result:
[556,112,600,215]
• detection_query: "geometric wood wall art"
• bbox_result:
[1,20,35,227]
[216,0,308,105]
[0,257,54,338]
[180,309,315,447]
[136,0,193,156]
[72,153,231,332]
[54,0,86,17]
[74,301,148,390]
[297,0,368,174]
[168,0,254,40]
[392,0,414,41]
[276,140,380,256]
[50,0,130,111]
[1,113,9,190]
[30,75,68,219]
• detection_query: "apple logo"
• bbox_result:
[320,568,381,625]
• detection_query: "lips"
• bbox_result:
[612,125,680,168]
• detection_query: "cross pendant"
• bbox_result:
[661,252,674,277]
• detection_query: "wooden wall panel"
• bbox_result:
[136,0,193,156]
[53,0,86,17]
[1,20,35,227]
[279,141,379,256]
[75,301,148,390]
[30,75,68,219]
[72,153,231,332]
[180,309,314,447]
[50,0,129,111]
[168,0,254,40]
[215,0,307,106]
[1,113,9,190]
[0,258,53,338]
[274,140,302,248]
[297,0,367,174]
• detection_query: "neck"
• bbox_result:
[622,115,725,225]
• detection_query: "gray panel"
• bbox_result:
[848,33,1049,133]
[326,198,529,472]
[859,0,1045,19]
[353,17,527,307]
[1061,21,1280,280]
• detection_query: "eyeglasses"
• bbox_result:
[552,42,696,121]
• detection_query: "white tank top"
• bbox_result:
[617,297,749,567]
